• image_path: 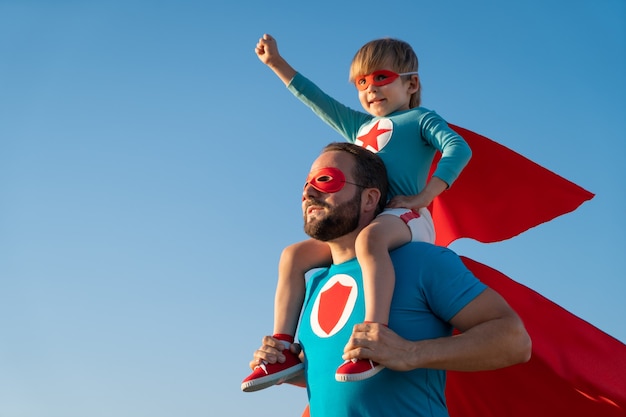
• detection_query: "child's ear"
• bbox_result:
[408,74,420,93]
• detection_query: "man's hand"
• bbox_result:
[249,335,303,369]
[341,323,417,371]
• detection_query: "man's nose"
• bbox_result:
[302,183,321,201]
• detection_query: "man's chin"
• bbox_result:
[303,194,361,241]
[304,221,326,241]
[306,212,324,223]
[304,221,320,235]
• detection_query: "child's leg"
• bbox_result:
[273,238,332,336]
[335,214,411,383]
[355,214,411,325]
[242,239,332,392]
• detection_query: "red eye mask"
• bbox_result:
[355,69,418,91]
[304,167,364,193]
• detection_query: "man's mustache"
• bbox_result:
[304,198,330,210]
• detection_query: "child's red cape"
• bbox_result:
[299,125,625,417]
[431,124,594,246]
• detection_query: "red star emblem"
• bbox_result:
[357,120,391,151]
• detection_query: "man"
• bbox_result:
[248,142,531,416]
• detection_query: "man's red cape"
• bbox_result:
[446,257,626,417]
[300,125,625,417]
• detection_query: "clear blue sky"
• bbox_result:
[1,1,624,416]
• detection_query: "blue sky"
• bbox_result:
[1,1,624,416]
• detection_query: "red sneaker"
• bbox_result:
[241,348,304,392]
[335,359,384,382]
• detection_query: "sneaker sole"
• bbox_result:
[241,364,304,392]
[335,365,384,382]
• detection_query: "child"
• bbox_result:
[241,34,471,392]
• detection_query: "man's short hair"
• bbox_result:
[322,142,389,215]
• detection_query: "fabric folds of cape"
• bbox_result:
[446,257,626,417]
[431,124,594,247]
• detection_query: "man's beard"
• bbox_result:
[303,193,361,241]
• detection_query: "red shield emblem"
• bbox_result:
[318,281,353,334]
[310,274,358,338]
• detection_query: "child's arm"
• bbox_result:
[390,113,471,211]
[387,177,448,210]
[255,34,296,86]
[255,33,370,142]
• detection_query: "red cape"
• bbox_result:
[431,124,594,246]
[446,257,626,417]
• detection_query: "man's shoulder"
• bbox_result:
[392,242,453,257]
[391,242,464,271]
[311,258,361,278]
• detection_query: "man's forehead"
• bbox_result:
[311,151,354,173]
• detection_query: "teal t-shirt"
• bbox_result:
[298,242,487,417]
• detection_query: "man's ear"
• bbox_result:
[361,188,382,213]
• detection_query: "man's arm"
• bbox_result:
[342,288,531,371]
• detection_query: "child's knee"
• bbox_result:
[280,243,299,261]
[280,240,331,271]
[356,224,386,252]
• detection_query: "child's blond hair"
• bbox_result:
[349,38,421,108]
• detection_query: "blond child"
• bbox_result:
[241,34,471,392]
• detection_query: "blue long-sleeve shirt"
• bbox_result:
[288,72,471,199]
